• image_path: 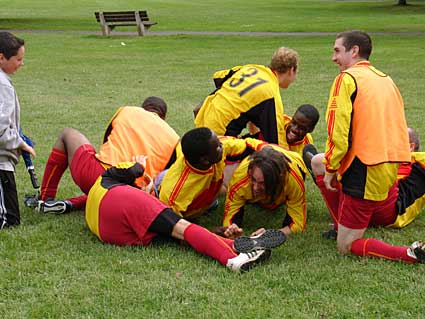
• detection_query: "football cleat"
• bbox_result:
[233,229,286,253]
[35,199,73,214]
[407,241,425,263]
[226,249,271,272]
[24,194,40,208]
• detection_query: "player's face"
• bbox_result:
[332,38,355,71]
[207,133,223,165]
[0,46,25,75]
[278,66,297,89]
[250,166,266,199]
[286,112,314,144]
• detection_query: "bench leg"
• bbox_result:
[135,13,146,36]
[101,24,111,36]
[99,12,111,36]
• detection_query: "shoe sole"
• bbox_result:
[240,249,272,272]
[233,229,286,253]
[38,202,67,214]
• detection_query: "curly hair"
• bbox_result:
[269,47,299,74]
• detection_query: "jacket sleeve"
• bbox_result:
[0,83,23,150]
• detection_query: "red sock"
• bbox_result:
[40,149,69,200]
[317,175,341,229]
[350,238,417,263]
[68,195,87,210]
[183,223,237,266]
[219,236,235,247]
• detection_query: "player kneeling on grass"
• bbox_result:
[85,155,286,272]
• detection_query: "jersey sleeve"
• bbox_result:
[222,165,251,226]
[324,73,356,173]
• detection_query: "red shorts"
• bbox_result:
[98,185,169,246]
[338,184,398,229]
[70,144,106,194]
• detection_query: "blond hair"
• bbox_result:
[269,47,299,74]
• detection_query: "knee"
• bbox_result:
[311,153,325,177]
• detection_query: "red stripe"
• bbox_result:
[228,175,250,201]
[332,73,345,97]
[169,168,190,205]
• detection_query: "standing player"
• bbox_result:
[0,32,36,228]
[194,47,299,148]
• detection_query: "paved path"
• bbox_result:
[2,29,425,37]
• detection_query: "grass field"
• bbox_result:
[1,1,425,318]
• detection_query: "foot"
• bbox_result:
[24,194,40,208]
[233,229,286,253]
[302,144,318,178]
[226,249,271,272]
[408,241,425,263]
[36,199,73,214]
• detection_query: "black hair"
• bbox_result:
[296,104,320,128]
[181,127,213,165]
[142,96,167,119]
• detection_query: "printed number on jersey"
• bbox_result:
[229,67,268,97]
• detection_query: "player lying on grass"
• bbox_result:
[85,155,286,272]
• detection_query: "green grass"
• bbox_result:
[0,0,424,32]
[0,1,425,318]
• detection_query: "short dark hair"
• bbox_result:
[248,146,290,203]
[336,30,372,60]
[181,127,213,165]
[142,96,167,120]
[0,32,24,59]
[296,104,320,128]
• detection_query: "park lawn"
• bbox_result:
[0,31,424,318]
[0,0,424,32]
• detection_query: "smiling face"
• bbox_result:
[286,111,315,144]
[0,45,24,75]
[332,37,357,72]
[249,166,266,199]
[206,132,223,165]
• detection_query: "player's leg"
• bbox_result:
[0,171,20,228]
[310,154,341,238]
[40,128,92,200]
[150,209,271,272]
[349,185,423,263]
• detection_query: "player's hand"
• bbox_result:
[19,142,36,157]
[224,224,243,239]
[324,172,338,192]
[132,155,147,169]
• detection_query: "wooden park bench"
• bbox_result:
[94,11,157,36]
